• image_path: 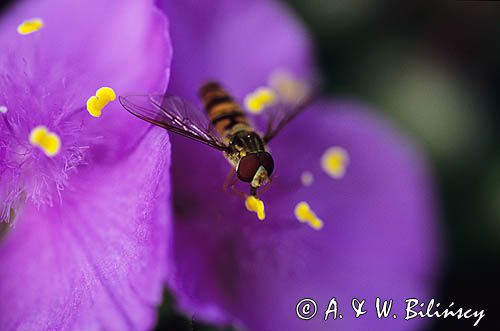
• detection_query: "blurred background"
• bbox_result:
[281,2,500,331]
[1,1,497,330]
[156,1,499,330]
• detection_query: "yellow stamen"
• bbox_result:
[17,18,44,35]
[86,87,116,117]
[294,201,323,230]
[244,87,277,114]
[321,147,349,179]
[245,195,266,221]
[268,70,310,104]
[29,126,61,157]
[301,171,314,186]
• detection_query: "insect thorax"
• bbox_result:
[230,128,265,153]
[199,82,268,166]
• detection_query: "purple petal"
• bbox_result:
[167,100,440,330]
[0,128,171,330]
[158,0,314,101]
[0,0,172,156]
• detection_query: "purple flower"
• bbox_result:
[0,0,172,329]
[158,0,440,330]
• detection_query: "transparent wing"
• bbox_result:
[262,90,316,143]
[119,94,229,151]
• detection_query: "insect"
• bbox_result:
[119,81,311,197]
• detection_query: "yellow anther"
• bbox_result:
[301,171,314,186]
[86,87,116,117]
[244,87,277,114]
[321,147,349,179]
[245,195,266,221]
[17,18,44,35]
[294,201,323,230]
[29,126,61,157]
[268,70,310,104]
[96,87,116,101]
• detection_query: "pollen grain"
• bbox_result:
[245,195,266,221]
[87,87,116,117]
[321,146,349,179]
[268,70,310,104]
[29,126,61,157]
[301,171,314,186]
[17,18,44,35]
[294,201,323,230]
[244,87,277,114]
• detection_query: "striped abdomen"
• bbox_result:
[199,82,252,138]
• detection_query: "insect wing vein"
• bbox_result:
[120,94,228,151]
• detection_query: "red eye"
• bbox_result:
[259,152,274,176]
[237,154,260,182]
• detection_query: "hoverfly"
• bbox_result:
[119,80,312,197]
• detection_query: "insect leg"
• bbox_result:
[228,181,247,199]
[255,177,273,197]
[222,167,236,192]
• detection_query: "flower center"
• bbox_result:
[0,85,116,222]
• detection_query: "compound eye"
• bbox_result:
[259,152,275,176]
[237,154,260,182]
